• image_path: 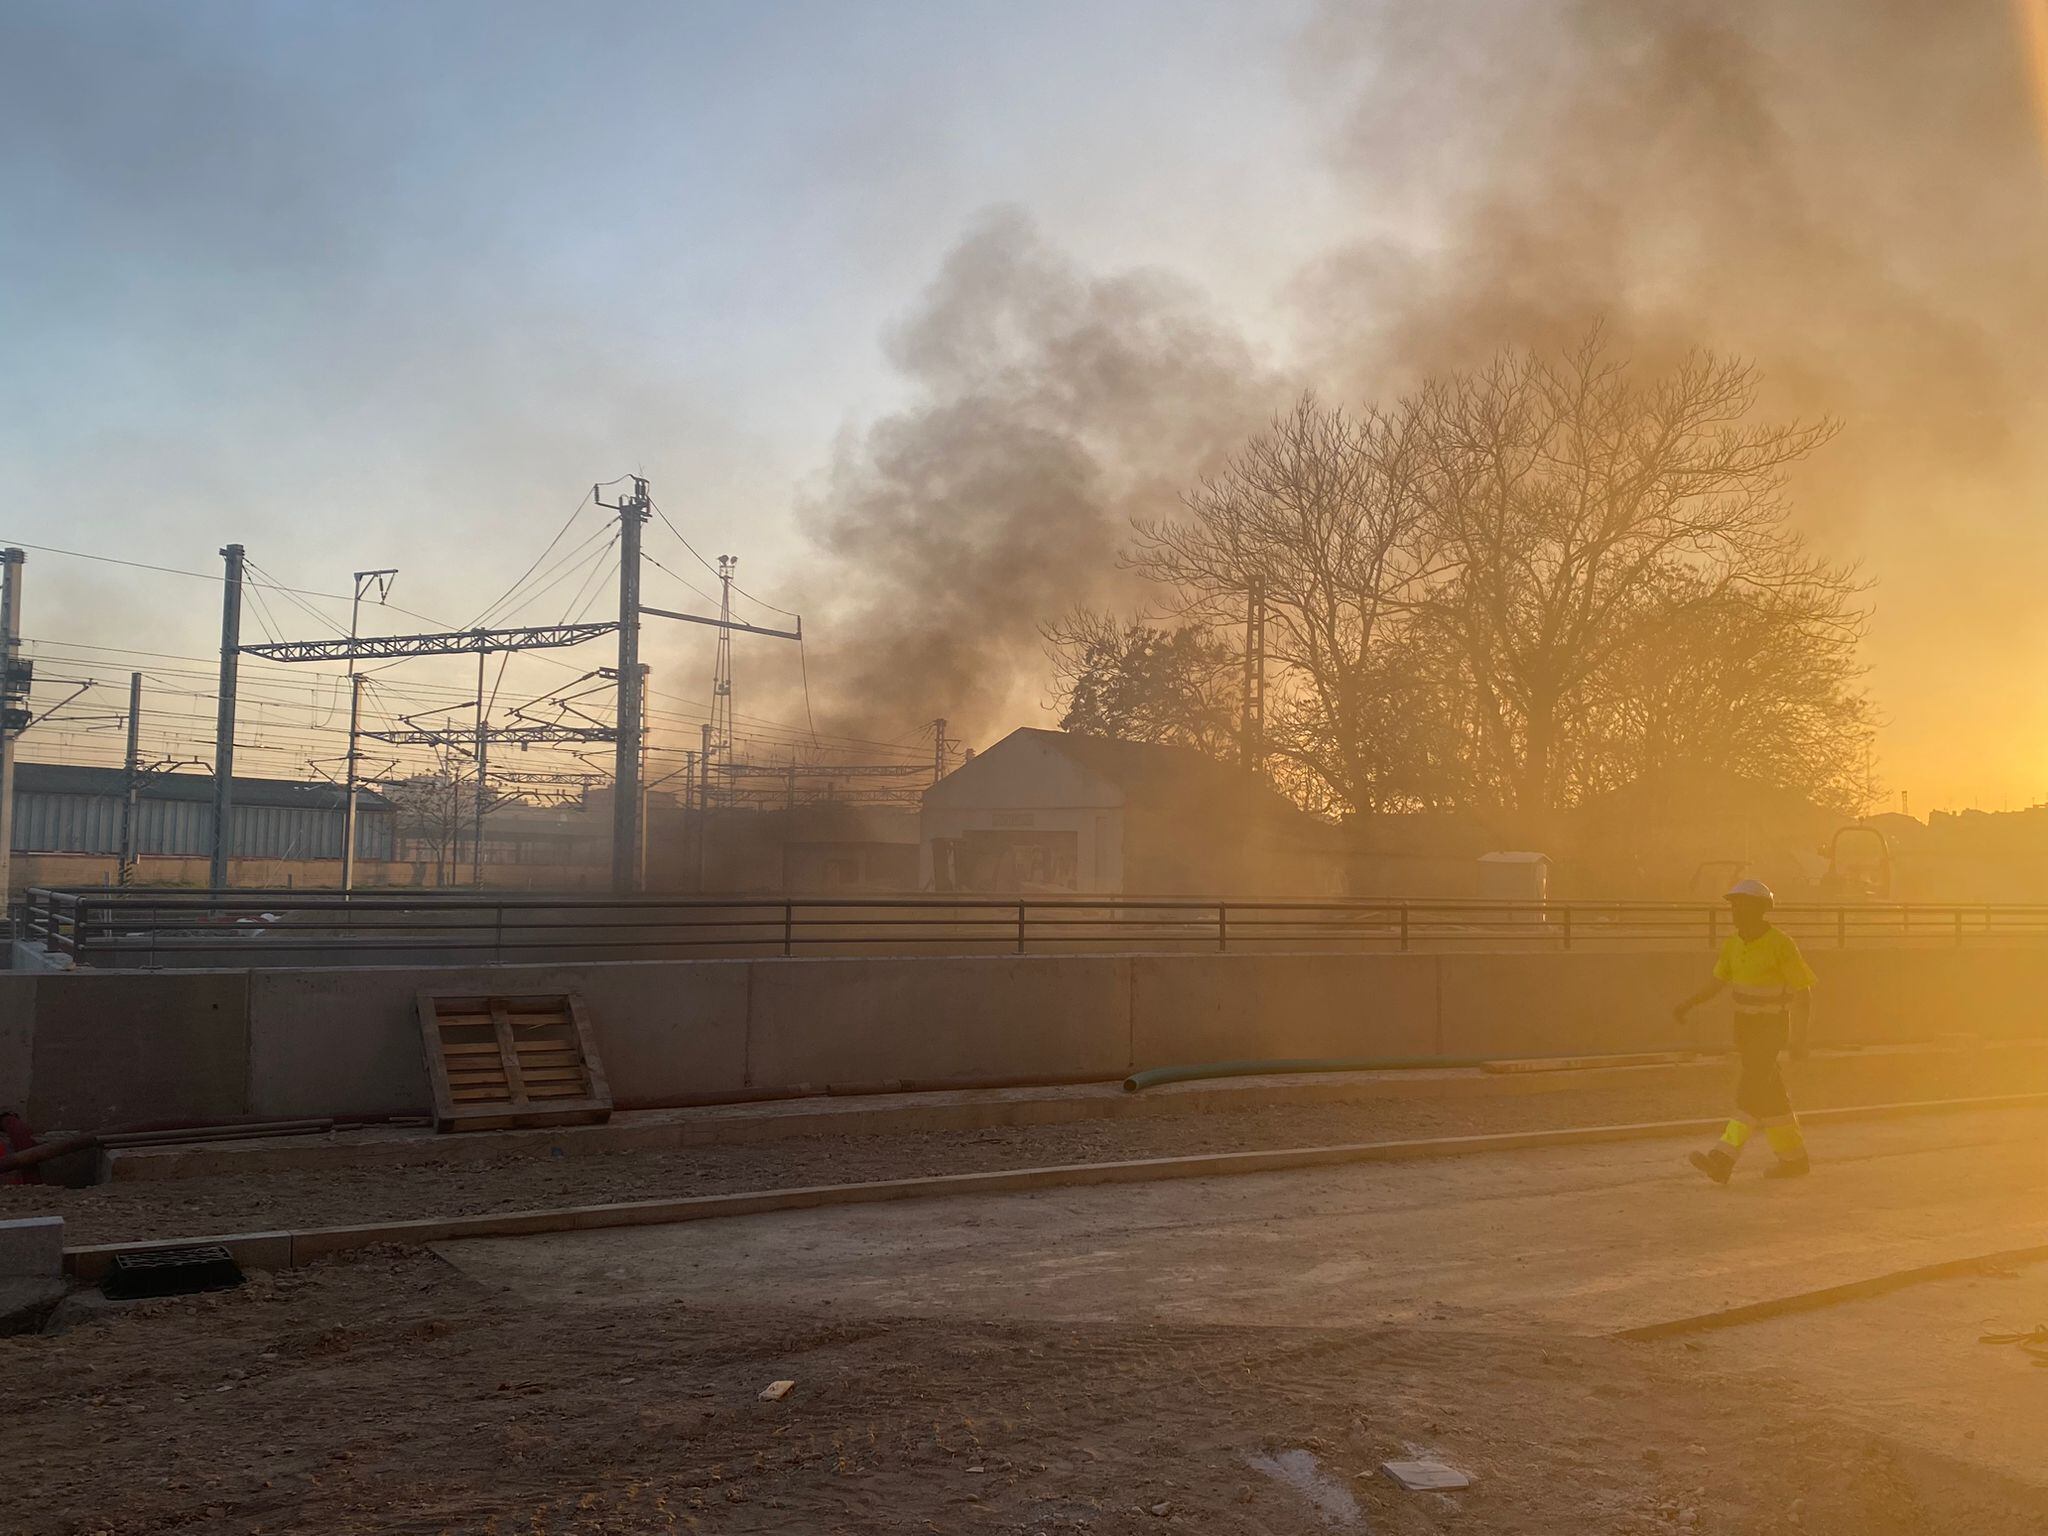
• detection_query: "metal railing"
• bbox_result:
[23,886,2048,969]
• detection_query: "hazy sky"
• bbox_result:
[0,0,1335,571]
[2,1,2044,811]
[0,0,1347,782]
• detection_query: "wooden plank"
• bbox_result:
[566,992,612,1115]
[418,989,611,1133]
[490,999,529,1107]
[442,1095,606,1117]
[417,993,461,1133]
[440,1106,611,1133]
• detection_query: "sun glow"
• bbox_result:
[2017,0,2048,167]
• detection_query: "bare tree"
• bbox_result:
[1128,393,1452,813]
[1087,332,1870,827]
[380,762,471,883]
[1582,567,1875,811]
[1415,334,1853,824]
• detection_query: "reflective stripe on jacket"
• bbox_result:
[1714,926,1816,1012]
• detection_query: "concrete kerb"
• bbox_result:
[64,1230,292,1283]
[0,1215,65,1278]
[1616,1242,2048,1341]
[63,1090,2048,1278]
[99,1040,2048,1184]
[98,1056,1743,1185]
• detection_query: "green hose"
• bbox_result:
[1121,1057,1487,1093]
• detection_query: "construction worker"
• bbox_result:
[1673,879,1815,1182]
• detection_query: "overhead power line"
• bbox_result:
[240,621,620,665]
[0,539,450,629]
[647,498,801,619]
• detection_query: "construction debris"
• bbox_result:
[1977,1325,2048,1366]
[1381,1459,1473,1492]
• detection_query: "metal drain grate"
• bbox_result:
[101,1244,245,1300]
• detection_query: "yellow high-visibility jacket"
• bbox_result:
[1713,926,1816,1013]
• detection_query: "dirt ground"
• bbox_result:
[9,1047,2043,1247]
[1693,1262,2048,1491]
[441,1108,2048,1335]
[9,1084,2048,1532]
[11,1247,2047,1535]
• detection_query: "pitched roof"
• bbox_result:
[14,762,393,812]
[967,728,1334,840]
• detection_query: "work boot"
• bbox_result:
[1688,1148,1734,1185]
[1762,1155,1812,1180]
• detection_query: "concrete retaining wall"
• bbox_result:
[24,971,250,1128]
[1130,954,1441,1064]
[747,955,1132,1089]
[1437,952,1709,1059]
[7,946,2048,1130]
[237,963,761,1119]
[0,975,34,1116]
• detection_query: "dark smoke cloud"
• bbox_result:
[798,207,1281,743]
[1288,0,2048,800]
[806,2,2048,798]
[1296,1,2047,460]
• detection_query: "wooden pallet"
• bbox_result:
[416,991,613,1132]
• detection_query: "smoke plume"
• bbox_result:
[805,2,2048,798]
[1292,0,2048,801]
[798,208,1279,745]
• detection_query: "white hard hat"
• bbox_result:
[1726,878,1775,906]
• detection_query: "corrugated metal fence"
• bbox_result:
[11,790,395,860]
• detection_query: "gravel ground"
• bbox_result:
[9,1047,2043,1246]
[9,1246,2045,1534]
